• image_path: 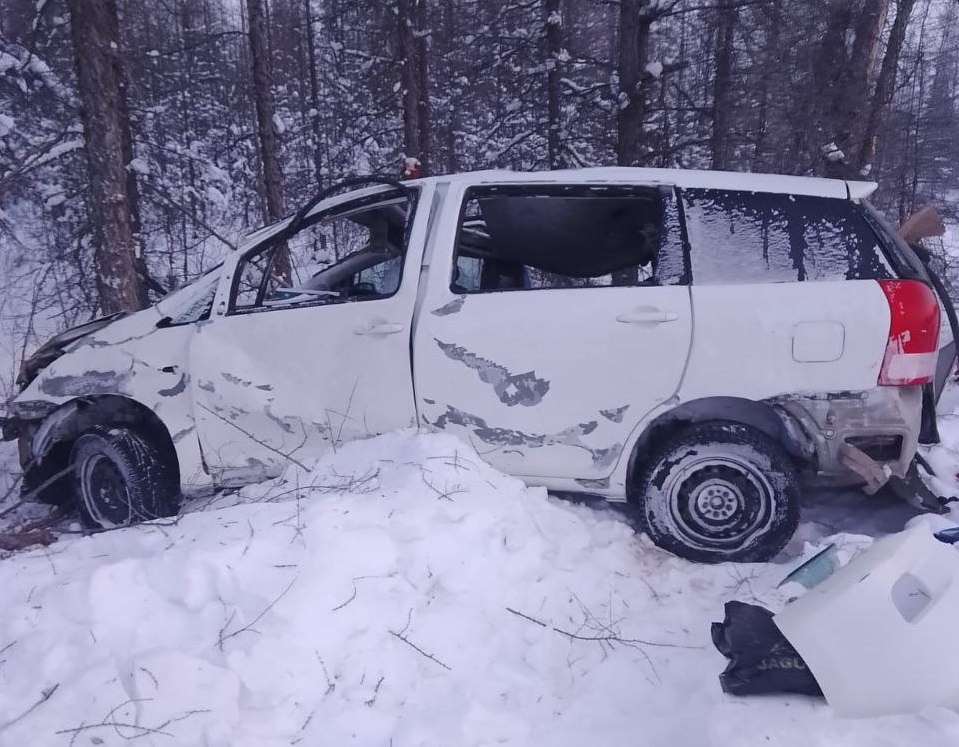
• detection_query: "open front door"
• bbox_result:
[189,184,432,485]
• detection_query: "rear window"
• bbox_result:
[681,189,894,284]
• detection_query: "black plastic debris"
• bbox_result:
[711,601,822,697]
[934,526,959,545]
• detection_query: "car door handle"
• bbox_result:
[354,321,405,336]
[616,309,679,324]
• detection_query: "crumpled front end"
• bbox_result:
[14,313,127,392]
[4,301,213,503]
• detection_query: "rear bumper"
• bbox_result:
[776,387,922,488]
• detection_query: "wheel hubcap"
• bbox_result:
[665,456,774,550]
[80,453,132,527]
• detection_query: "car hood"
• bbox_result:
[16,312,127,390]
[15,267,223,393]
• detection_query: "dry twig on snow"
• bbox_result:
[217,574,298,650]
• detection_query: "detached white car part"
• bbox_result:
[0,168,944,563]
[775,526,959,717]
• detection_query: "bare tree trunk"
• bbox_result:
[305,0,323,187]
[442,0,458,173]
[398,0,429,174]
[848,0,892,103]
[815,0,891,177]
[415,0,432,175]
[616,0,651,167]
[66,0,150,314]
[245,0,288,279]
[710,0,738,170]
[545,0,563,168]
[857,0,917,173]
[246,0,284,221]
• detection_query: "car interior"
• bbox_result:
[451,190,664,292]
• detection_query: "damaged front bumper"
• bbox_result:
[0,399,59,442]
[775,387,922,493]
[775,525,959,717]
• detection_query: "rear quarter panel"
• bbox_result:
[679,280,891,401]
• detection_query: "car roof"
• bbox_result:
[241,167,877,251]
[417,167,878,200]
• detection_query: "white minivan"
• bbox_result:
[2,168,942,562]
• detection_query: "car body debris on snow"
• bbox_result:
[714,520,959,718]
[775,522,959,717]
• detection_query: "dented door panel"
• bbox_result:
[416,289,692,479]
[187,184,435,483]
[187,301,419,483]
[412,182,693,480]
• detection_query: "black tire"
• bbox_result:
[632,422,799,563]
[70,426,180,529]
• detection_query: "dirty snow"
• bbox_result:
[2,431,959,746]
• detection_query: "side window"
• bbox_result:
[230,190,415,313]
[681,189,894,284]
[450,185,679,293]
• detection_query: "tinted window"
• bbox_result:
[451,185,682,292]
[682,189,894,284]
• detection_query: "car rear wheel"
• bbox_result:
[632,422,799,563]
[70,426,180,529]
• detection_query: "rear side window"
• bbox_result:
[681,189,894,284]
[451,185,686,293]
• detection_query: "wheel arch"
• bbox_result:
[625,396,799,502]
[25,395,180,503]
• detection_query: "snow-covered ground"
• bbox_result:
[1,431,959,746]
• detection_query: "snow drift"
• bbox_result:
[1,431,958,746]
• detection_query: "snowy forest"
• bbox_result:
[1,0,959,395]
[6,3,959,741]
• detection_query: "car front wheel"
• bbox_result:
[632,422,799,563]
[70,426,180,529]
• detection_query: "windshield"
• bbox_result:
[154,264,223,325]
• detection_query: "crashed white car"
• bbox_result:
[1,169,943,562]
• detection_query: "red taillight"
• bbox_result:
[877,279,940,386]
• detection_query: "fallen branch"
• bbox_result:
[506,606,700,649]
[218,574,298,649]
[240,519,255,557]
[505,607,547,627]
[315,653,336,695]
[0,471,23,507]
[420,471,466,502]
[55,705,210,742]
[57,720,173,739]
[551,626,698,649]
[331,574,390,612]
[331,581,358,612]
[0,683,58,733]
[365,676,385,707]
[389,631,452,671]
[6,463,75,509]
